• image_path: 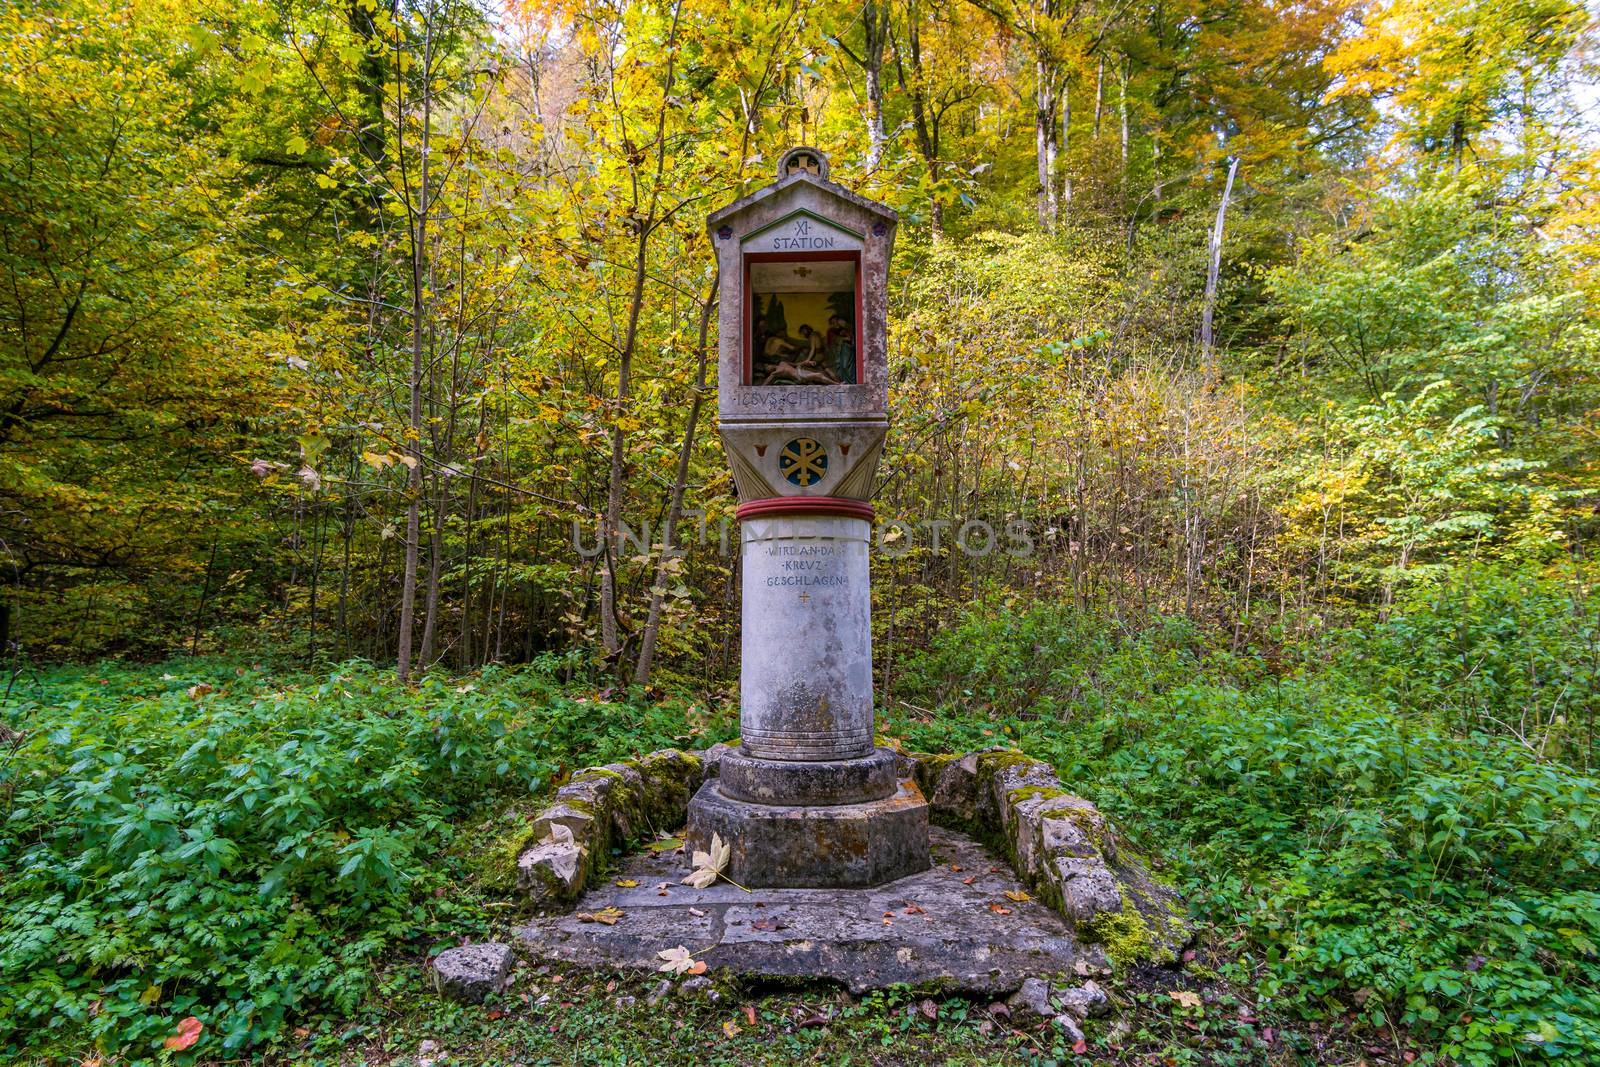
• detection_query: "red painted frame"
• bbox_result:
[743,250,863,386]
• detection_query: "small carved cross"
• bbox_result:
[792,266,812,278]
[797,592,811,605]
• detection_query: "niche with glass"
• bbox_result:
[744,253,860,387]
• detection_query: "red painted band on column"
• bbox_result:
[736,497,875,522]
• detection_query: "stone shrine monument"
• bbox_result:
[504,148,1187,1002]
[683,147,931,887]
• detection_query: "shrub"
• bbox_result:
[886,584,1600,1065]
[0,658,710,1059]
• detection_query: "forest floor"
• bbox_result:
[4,588,1595,1065]
[267,931,1390,1067]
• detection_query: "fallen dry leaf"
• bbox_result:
[988,903,1012,915]
[1072,1037,1088,1054]
[1004,889,1031,903]
[614,879,639,888]
[742,1003,757,1026]
[722,1019,741,1038]
[962,875,977,885]
[657,945,704,975]
[576,906,625,925]
[164,1016,203,1052]
[684,833,731,889]
[903,903,925,914]
[919,998,938,1021]
[1168,990,1203,1009]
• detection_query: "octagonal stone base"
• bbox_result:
[718,747,898,806]
[685,777,930,888]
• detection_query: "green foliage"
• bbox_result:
[0,659,712,1059]
[884,576,1600,1065]
[0,0,283,658]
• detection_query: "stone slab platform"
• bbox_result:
[516,826,1108,995]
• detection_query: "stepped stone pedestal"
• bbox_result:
[684,147,929,888]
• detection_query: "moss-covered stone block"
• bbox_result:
[897,745,1193,969]
[499,746,705,910]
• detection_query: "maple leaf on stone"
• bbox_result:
[657,945,706,975]
[682,833,731,888]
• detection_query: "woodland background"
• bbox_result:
[2,0,1599,1062]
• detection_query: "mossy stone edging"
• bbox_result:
[482,746,717,907]
[494,741,1188,969]
[905,746,1192,966]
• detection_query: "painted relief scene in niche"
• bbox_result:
[749,258,857,385]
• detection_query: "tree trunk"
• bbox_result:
[1060,81,1071,211]
[1200,156,1239,369]
[599,2,684,667]
[418,466,446,666]
[634,279,717,687]
[903,5,943,233]
[857,1,891,170]
[1118,58,1129,179]
[1093,54,1103,137]
[1035,57,1059,228]
[396,11,434,685]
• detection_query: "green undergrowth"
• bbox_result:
[882,568,1600,1065]
[3,566,1596,1064]
[0,657,726,1062]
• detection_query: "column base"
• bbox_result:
[685,777,931,889]
[718,747,898,806]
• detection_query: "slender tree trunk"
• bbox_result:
[863,1,889,170]
[599,233,649,659]
[397,10,434,684]
[599,3,684,667]
[1035,57,1059,228]
[902,5,943,234]
[1093,54,1103,137]
[1060,81,1071,211]
[190,535,219,655]
[419,467,447,666]
[635,280,717,687]
[1118,58,1129,180]
[1200,156,1239,369]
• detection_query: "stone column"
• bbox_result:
[686,501,928,888]
[738,512,874,762]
